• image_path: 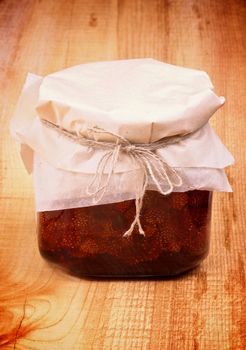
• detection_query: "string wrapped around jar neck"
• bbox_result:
[41,119,194,237]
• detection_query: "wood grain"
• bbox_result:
[0,0,245,349]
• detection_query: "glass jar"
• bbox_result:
[37,190,212,277]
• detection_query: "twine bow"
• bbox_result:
[41,119,187,237]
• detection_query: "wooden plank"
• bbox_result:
[0,0,245,349]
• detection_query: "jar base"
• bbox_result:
[39,247,208,279]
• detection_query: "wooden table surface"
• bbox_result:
[0,0,245,349]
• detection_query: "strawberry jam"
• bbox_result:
[38,190,212,277]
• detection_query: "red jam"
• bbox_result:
[37,190,212,277]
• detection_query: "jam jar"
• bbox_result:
[37,189,212,277]
[11,59,233,278]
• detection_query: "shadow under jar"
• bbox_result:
[37,190,212,278]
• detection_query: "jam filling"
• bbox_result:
[38,190,212,277]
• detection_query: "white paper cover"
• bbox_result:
[10,59,234,212]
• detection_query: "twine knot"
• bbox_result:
[124,144,137,153]
[41,120,186,237]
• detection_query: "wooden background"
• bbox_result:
[0,0,245,349]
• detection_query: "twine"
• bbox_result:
[41,119,191,237]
